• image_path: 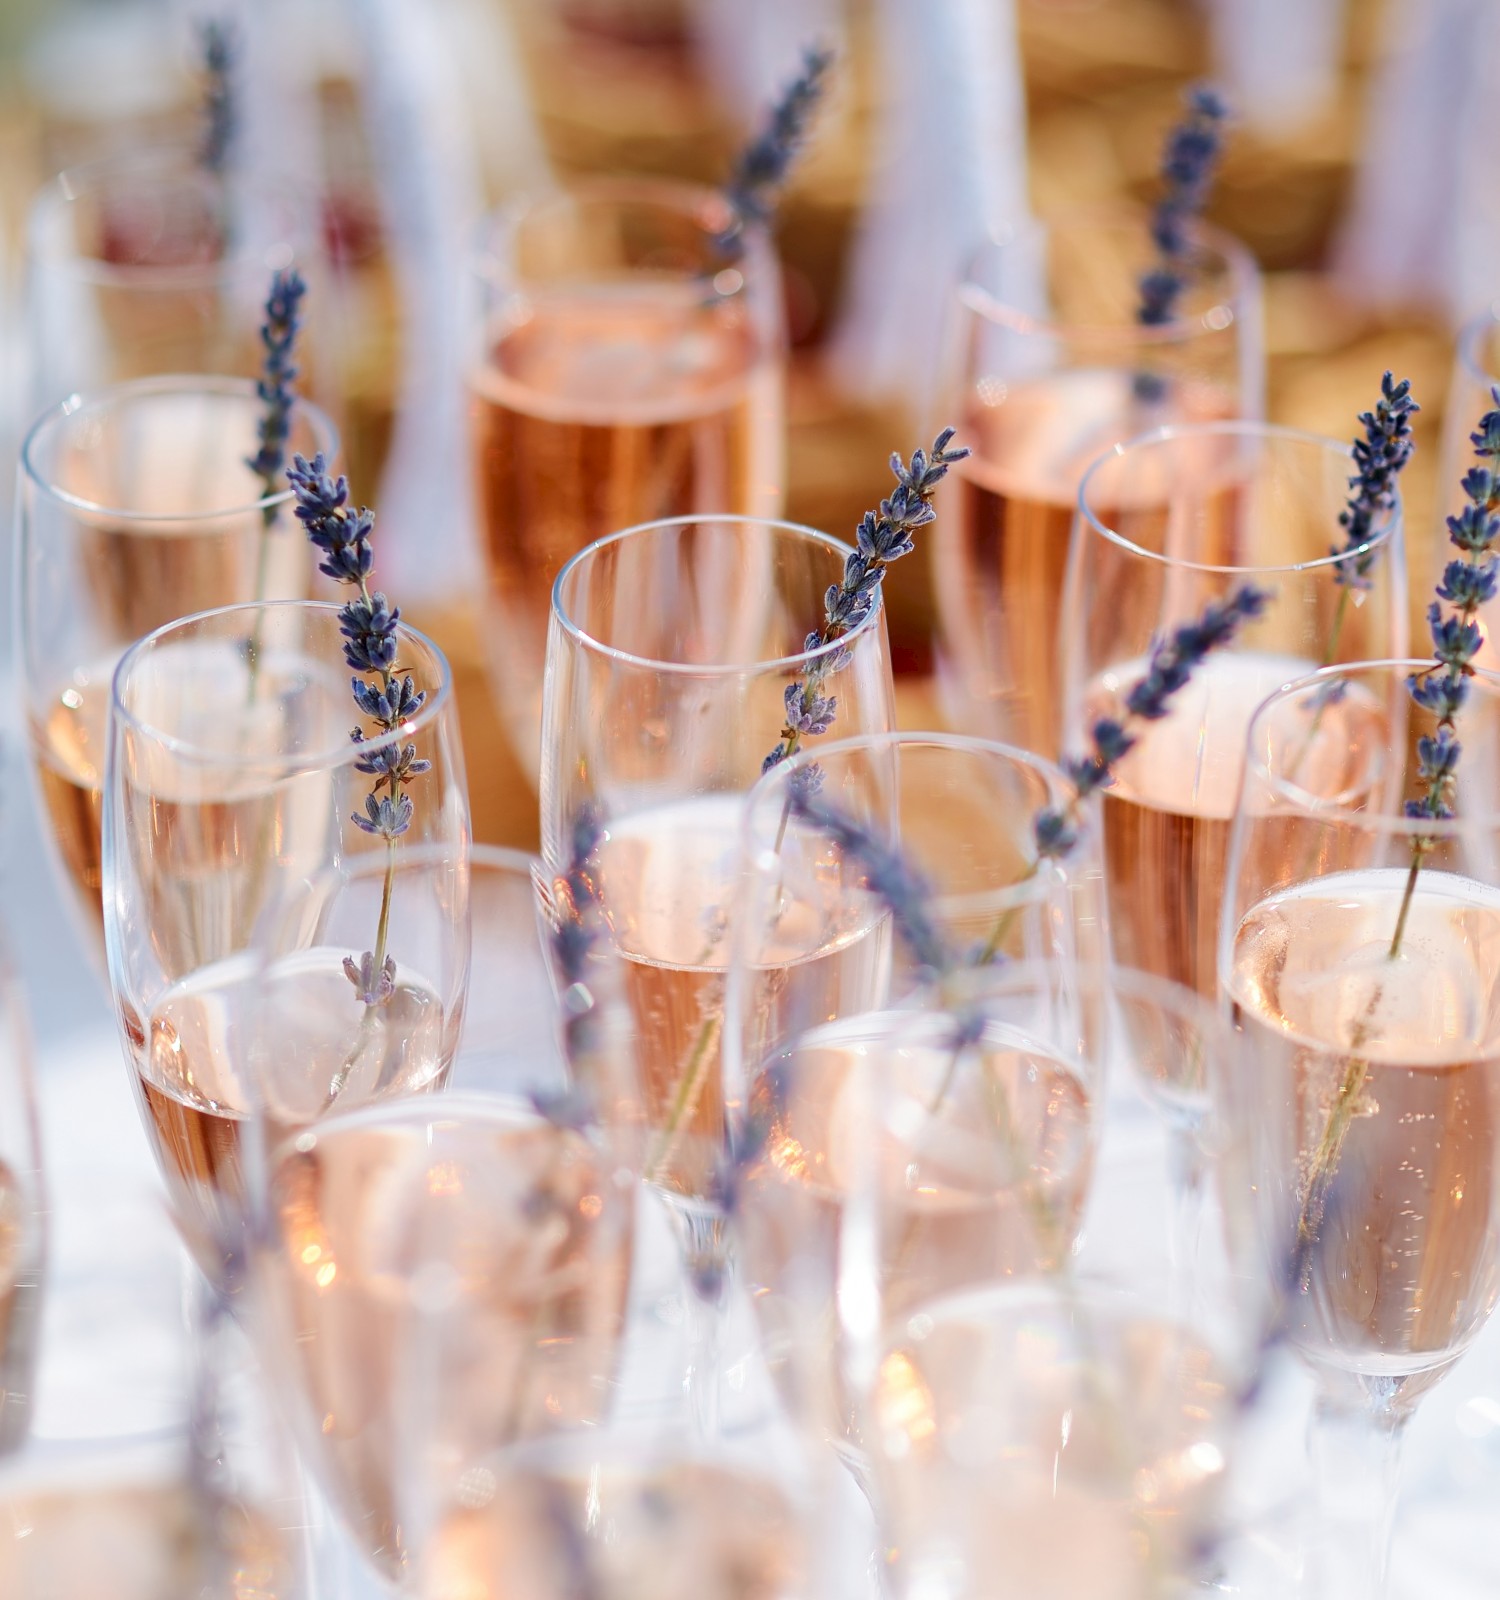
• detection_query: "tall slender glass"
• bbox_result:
[540,514,895,1425]
[17,376,339,956]
[933,209,1264,758]
[734,959,1103,1492]
[25,149,330,411]
[1218,659,1500,1600]
[101,601,470,1279]
[248,846,637,1592]
[469,178,786,779]
[1063,421,1408,997]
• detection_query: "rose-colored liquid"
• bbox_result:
[267,1105,631,1581]
[935,369,1234,758]
[126,950,448,1271]
[469,284,781,773]
[1229,868,1500,1398]
[1092,653,1390,996]
[594,795,888,1202]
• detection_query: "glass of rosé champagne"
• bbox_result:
[17,376,339,963]
[1218,659,1500,1600]
[468,178,786,782]
[724,734,1103,1485]
[1062,421,1408,1001]
[1060,423,1406,1288]
[100,601,469,1285]
[932,209,1263,759]
[540,514,895,1429]
[24,149,334,414]
[247,846,639,1593]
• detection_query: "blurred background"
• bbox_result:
[0,0,1482,848]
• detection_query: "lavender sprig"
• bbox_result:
[244,270,306,695]
[1332,373,1418,608]
[248,269,306,501]
[786,789,954,979]
[762,430,969,787]
[198,19,236,176]
[1135,85,1228,402]
[288,454,430,1060]
[716,44,834,263]
[1388,385,1500,956]
[1033,586,1271,864]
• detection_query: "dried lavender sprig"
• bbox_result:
[762,430,969,786]
[1033,585,1271,863]
[1332,373,1418,602]
[244,270,306,693]
[1135,85,1228,403]
[786,789,955,979]
[1387,385,1500,957]
[248,269,306,502]
[287,454,430,1053]
[716,44,834,261]
[198,18,236,176]
[1282,375,1418,778]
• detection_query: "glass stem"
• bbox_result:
[1307,1390,1406,1600]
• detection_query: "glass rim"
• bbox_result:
[470,172,774,294]
[1245,657,1500,833]
[922,955,1225,1027]
[1457,301,1500,391]
[550,514,883,677]
[268,1087,551,1164]
[959,204,1258,348]
[1076,419,1400,576]
[20,375,340,527]
[109,599,453,770]
[27,146,315,290]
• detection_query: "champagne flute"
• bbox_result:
[24,149,330,412]
[540,512,895,1425]
[249,848,637,1592]
[857,964,1269,1600]
[468,177,786,779]
[17,375,339,957]
[1062,420,1409,999]
[100,600,469,1279]
[933,208,1263,757]
[253,1092,635,1593]
[1218,659,1500,1599]
[733,958,1102,1494]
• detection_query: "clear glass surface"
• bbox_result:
[1219,659,1500,1598]
[932,208,1264,757]
[1062,421,1409,997]
[100,601,470,1280]
[24,148,332,414]
[0,947,45,1457]
[540,513,896,1432]
[17,376,338,960]
[468,178,786,781]
[850,963,1266,1600]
